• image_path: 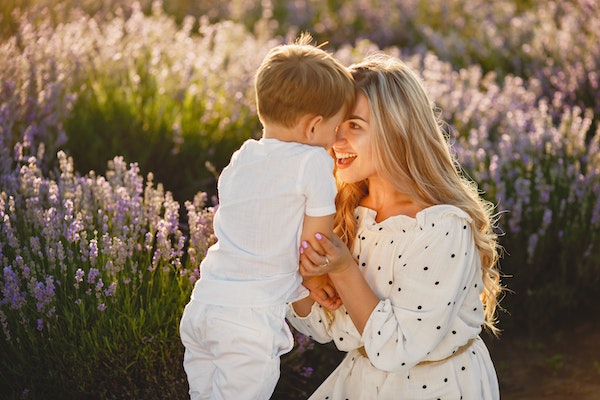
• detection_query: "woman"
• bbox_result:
[288,54,503,399]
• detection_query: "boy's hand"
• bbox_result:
[303,275,342,310]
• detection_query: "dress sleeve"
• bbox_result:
[286,302,363,350]
[360,211,481,372]
[286,302,333,344]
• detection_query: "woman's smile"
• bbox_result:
[334,151,357,168]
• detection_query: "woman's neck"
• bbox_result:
[361,179,424,221]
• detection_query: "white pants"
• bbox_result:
[179,301,294,400]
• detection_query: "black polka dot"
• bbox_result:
[444,378,448,382]
[422,385,427,389]
[451,253,455,258]
[432,223,435,227]
[388,280,393,285]
[424,266,429,271]
[378,266,381,270]
[452,330,456,334]
[436,326,441,330]
[417,305,422,309]
[379,227,383,231]
[435,281,439,285]
[462,366,466,370]
[361,262,366,267]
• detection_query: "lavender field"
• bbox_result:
[1,0,599,398]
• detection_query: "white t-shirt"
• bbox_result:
[191,138,337,307]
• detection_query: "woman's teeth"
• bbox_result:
[335,152,357,166]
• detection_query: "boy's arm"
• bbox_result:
[300,214,341,309]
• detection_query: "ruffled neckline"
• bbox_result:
[356,204,471,233]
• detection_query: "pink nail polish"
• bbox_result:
[315,233,323,240]
[302,241,308,248]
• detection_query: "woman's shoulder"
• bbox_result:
[415,204,472,227]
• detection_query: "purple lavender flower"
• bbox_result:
[2,266,26,310]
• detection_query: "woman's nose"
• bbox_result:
[335,124,346,141]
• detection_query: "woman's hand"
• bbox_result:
[299,233,355,277]
[299,232,379,334]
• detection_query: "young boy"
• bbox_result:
[179,33,355,399]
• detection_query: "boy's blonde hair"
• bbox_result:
[255,33,355,128]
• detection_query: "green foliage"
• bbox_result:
[0,153,214,398]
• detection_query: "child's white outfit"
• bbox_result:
[180,138,337,400]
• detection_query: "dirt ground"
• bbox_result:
[485,320,600,399]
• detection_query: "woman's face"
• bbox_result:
[333,92,377,184]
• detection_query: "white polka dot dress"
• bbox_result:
[287,205,500,399]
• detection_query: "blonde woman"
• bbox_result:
[289,53,503,399]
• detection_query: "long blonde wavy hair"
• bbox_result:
[333,54,504,335]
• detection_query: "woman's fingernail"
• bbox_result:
[300,247,304,254]
[315,233,323,240]
[302,241,308,248]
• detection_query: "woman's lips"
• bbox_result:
[335,151,357,168]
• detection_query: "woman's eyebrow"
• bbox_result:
[349,114,367,122]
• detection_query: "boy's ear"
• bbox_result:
[306,115,324,140]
